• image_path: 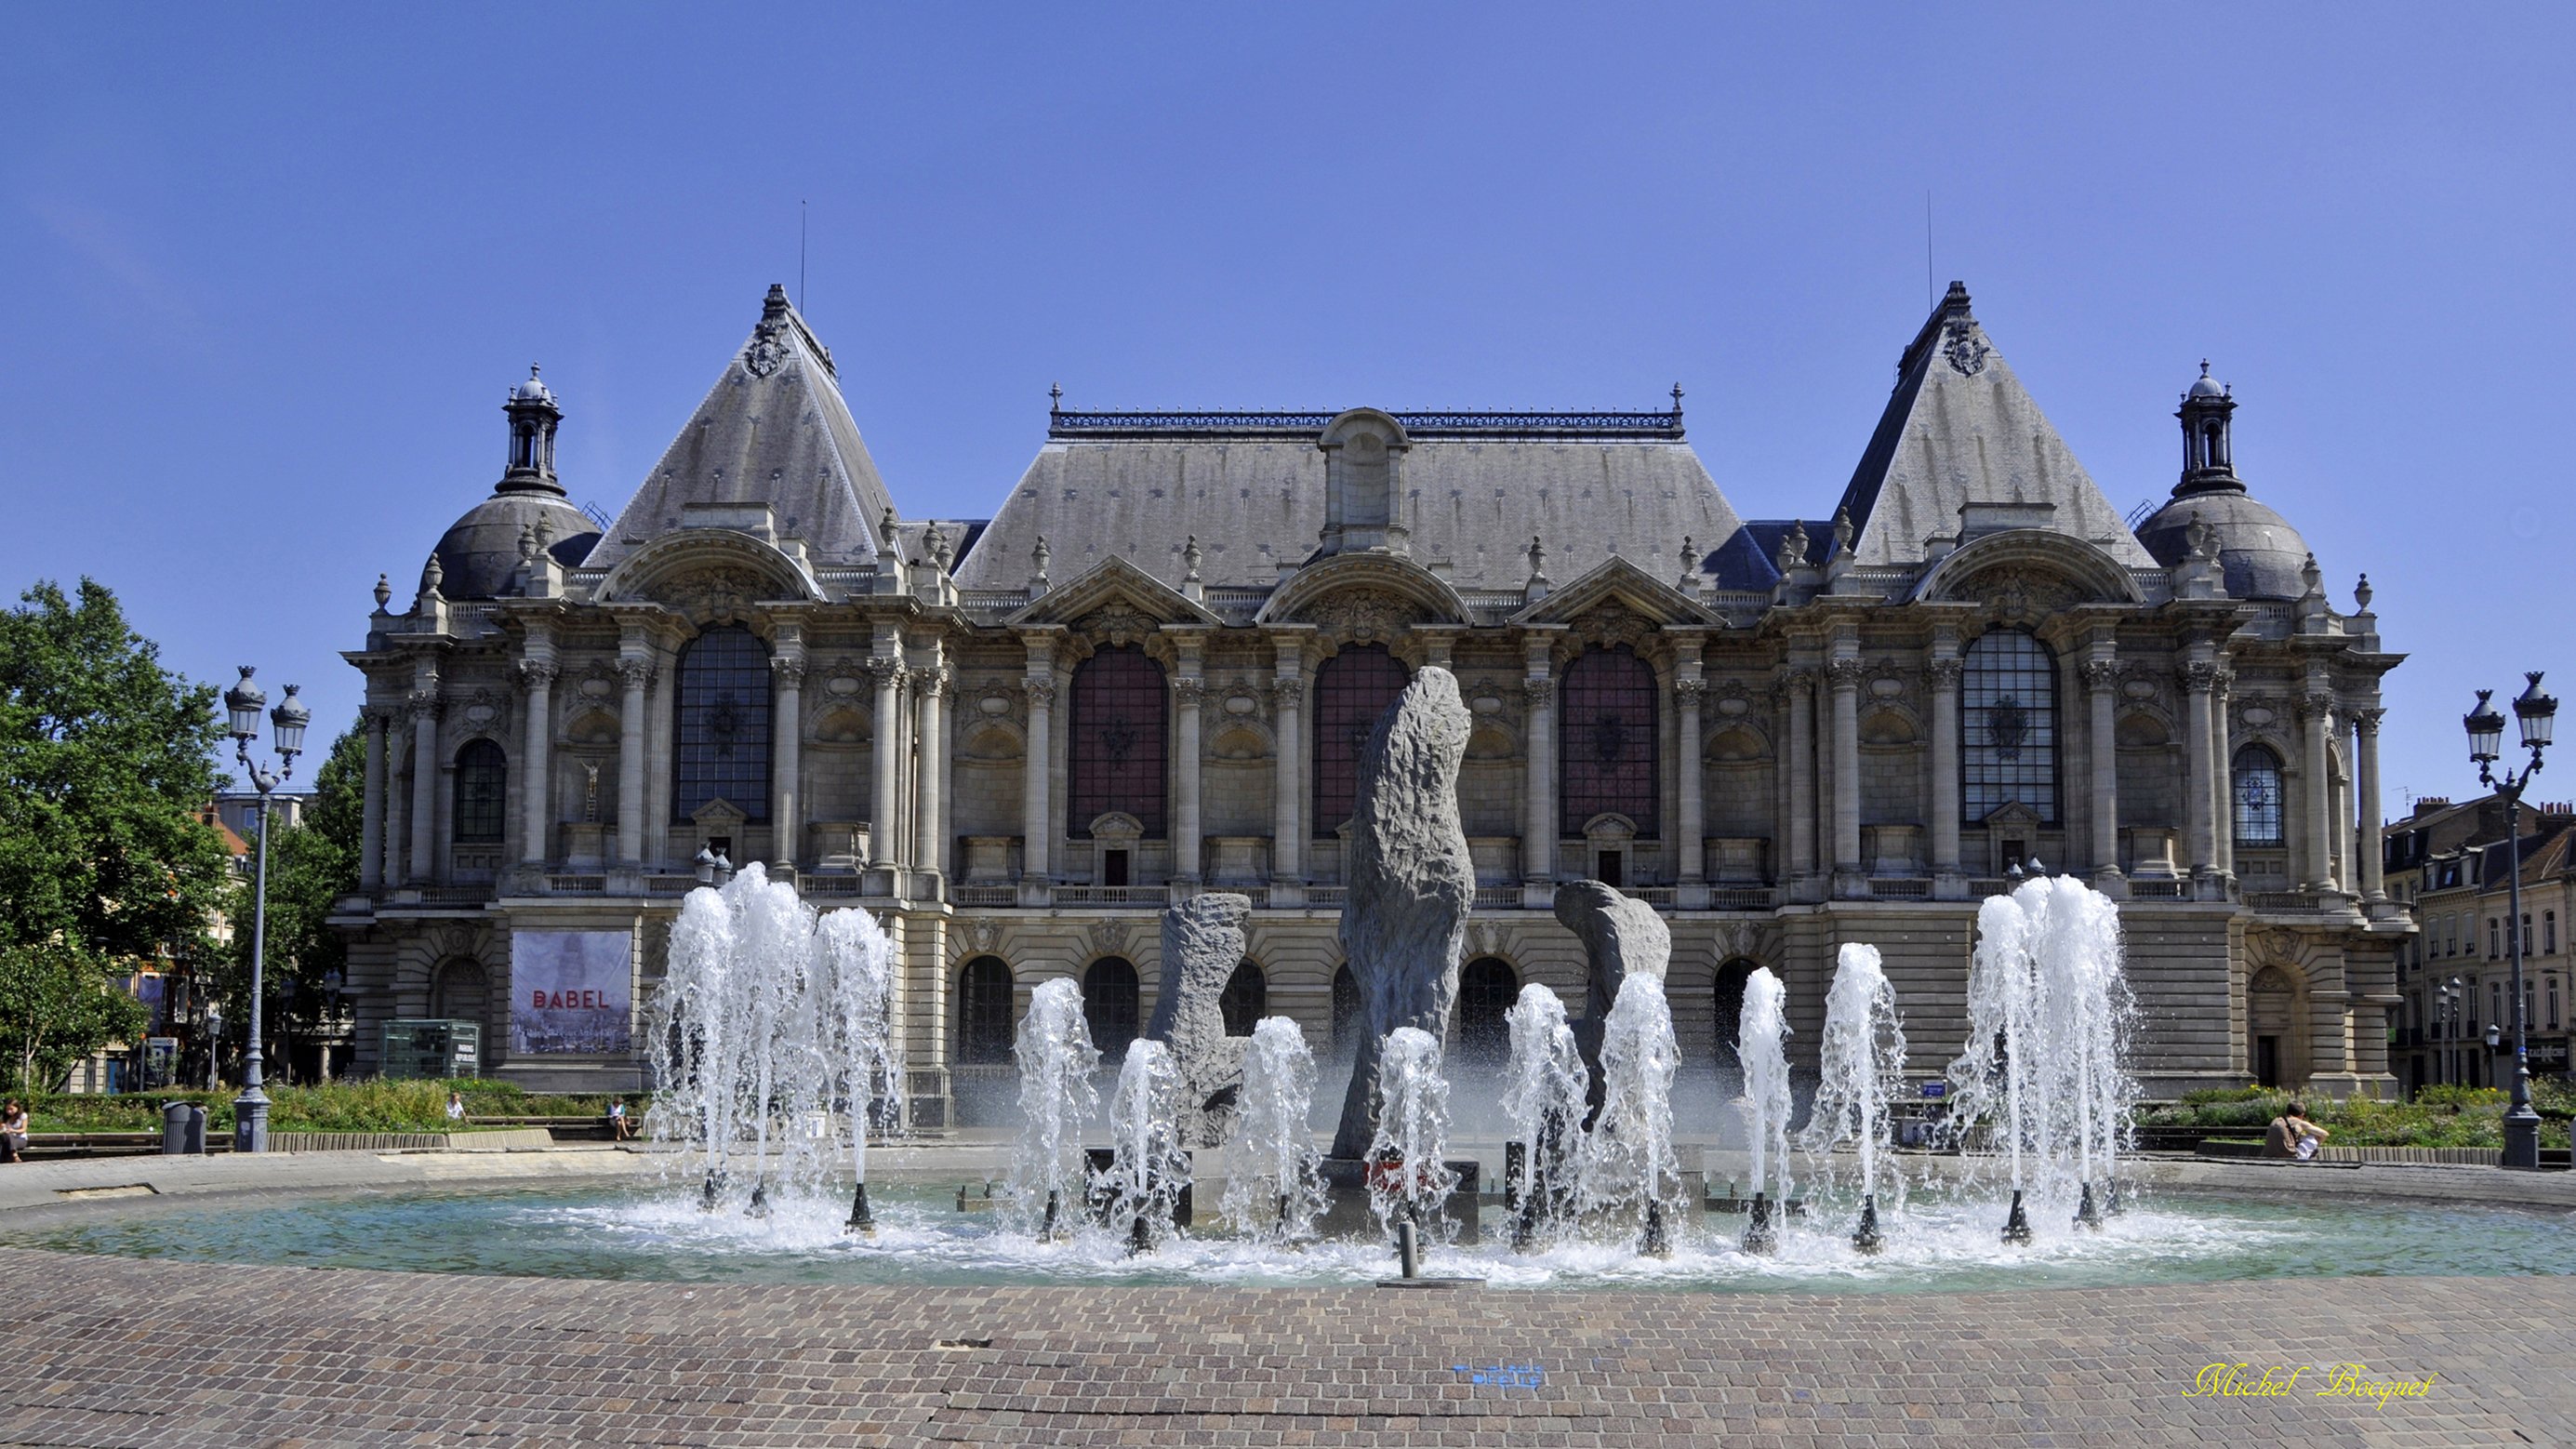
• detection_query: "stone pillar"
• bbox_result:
[870,655,905,872]
[1785,670,1817,884]
[2302,685,2335,891]
[519,660,555,867]
[1927,646,1962,886]
[1522,635,1556,893]
[2182,651,2218,892]
[913,649,946,882]
[2211,666,2237,879]
[2357,706,2387,902]
[1826,651,1863,885]
[407,697,441,884]
[644,640,674,868]
[2085,642,2121,883]
[1021,636,1056,888]
[1675,673,1706,884]
[383,763,405,887]
[1172,636,1205,884]
[615,653,649,868]
[1270,664,1305,884]
[360,706,388,890]
[771,639,805,868]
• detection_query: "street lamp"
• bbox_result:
[218,666,308,1152]
[2437,976,2463,1086]
[2463,671,2556,1169]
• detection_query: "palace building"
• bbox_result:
[334,281,2410,1116]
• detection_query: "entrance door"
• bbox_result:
[2254,1035,2280,1088]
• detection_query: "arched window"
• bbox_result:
[1313,644,1411,836]
[1961,628,2058,822]
[453,739,508,844]
[432,959,488,1023]
[1560,645,1659,836]
[956,956,1014,1065]
[1331,964,1361,1047]
[1067,645,1166,837]
[1713,958,1760,1071]
[2232,744,2285,847]
[1082,956,1140,1059]
[1454,957,1519,1059]
[1219,961,1266,1037]
[675,625,772,820]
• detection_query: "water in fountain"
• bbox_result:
[1945,873,2137,1235]
[1499,983,1587,1248]
[1577,974,1684,1255]
[1101,1040,1189,1253]
[1803,943,1907,1249]
[644,865,901,1216]
[1222,1017,1325,1245]
[1364,1026,1459,1243]
[1735,966,1794,1251]
[1005,977,1100,1238]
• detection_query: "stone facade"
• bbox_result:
[332,283,2410,1116]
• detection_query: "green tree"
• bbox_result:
[0,579,231,1091]
[223,719,365,1060]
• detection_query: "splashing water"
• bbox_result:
[1365,1027,1459,1243]
[1006,977,1099,1236]
[1947,874,2137,1208]
[1803,943,1908,1218]
[1102,1040,1189,1252]
[644,865,902,1214]
[1222,1017,1325,1244]
[1578,973,1684,1252]
[1500,983,1587,1246]
[1736,967,1794,1207]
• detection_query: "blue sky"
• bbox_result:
[3,5,2569,815]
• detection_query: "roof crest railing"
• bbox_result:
[1046,408,1685,441]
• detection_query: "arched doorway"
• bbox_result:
[432,959,488,1025]
[1220,961,1266,1037]
[955,956,1014,1065]
[1083,957,1140,1060]
[2249,964,2302,1087]
[1331,964,1361,1049]
[1713,958,1760,1071]
[1454,957,1519,1061]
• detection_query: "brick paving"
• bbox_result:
[0,1248,2568,1446]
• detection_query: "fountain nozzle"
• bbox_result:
[1743,1192,1778,1255]
[2001,1189,2034,1244]
[1126,1212,1152,1257]
[745,1180,770,1219]
[1852,1193,1883,1255]
[1396,1218,1421,1280]
[1040,1190,1061,1242]
[699,1169,726,1212]
[845,1180,876,1236]
[2075,1182,2104,1231]
[1640,1200,1671,1258]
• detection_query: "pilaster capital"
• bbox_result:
[865,656,905,688]
[1671,679,1707,707]
[1925,657,1965,689]
[1023,679,1058,709]
[2082,658,2122,692]
[1521,678,1556,709]
[363,703,403,731]
[1270,678,1307,710]
[2299,691,2337,724]
[2355,706,2387,736]
[1170,676,1207,705]
[770,657,807,688]
[615,658,653,691]
[2179,659,2218,693]
[515,659,559,691]
[1771,668,1817,703]
[405,695,444,724]
[1825,658,1867,692]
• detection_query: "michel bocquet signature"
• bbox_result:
[1453,1363,1546,1389]
[2184,1363,2437,1409]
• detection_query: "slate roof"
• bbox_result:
[586,286,896,571]
[952,411,1745,593]
[1831,283,2153,568]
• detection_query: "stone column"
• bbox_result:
[2302,685,2335,891]
[1785,670,1817,884]
[2357,706,2387,902]
[2211,666,2237,879]
[913,649,946,881]
[771,640,805,868]
[360,706,388,890]
[1270,665,1306,883]
[643,640,674,868]
[1522,635,1556,890]
[2085,643,2122,883]
[383,762,405,887]
[1172,636,1205,884]
[870,655,905,871]
[1826,652,1863,884]
[407,697,442,884]
[616,652,649,867]
[1675,674,1706,884]
[2181,653,2217,890]
[519,660,555,867]
[1927,649,1963,884]
[1020,636,1056,888]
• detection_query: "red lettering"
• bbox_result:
[530,990,545,1008]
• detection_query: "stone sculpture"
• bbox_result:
[1555,879,1672,1115]
[1144,892,1254,1147]
[1329,666,1476,1162]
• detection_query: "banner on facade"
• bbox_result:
[509,930,633,1055]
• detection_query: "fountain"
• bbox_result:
[1499,982,1587,1250]
[1803,943,1906,1253]
[1006,977,1100,1239]
[1364,1027,1459,1244]
[1735,965,1793,1254]
[645,865,900,1216]
[1100,1040,1189,1254]
[1221,1017,1325,1244]
[1577,973,1684,1256]
[1945,873,2137,1241]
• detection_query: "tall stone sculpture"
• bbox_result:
[1555,879,1672,1115]
[1143,891,1254,1147]
[1330,667,1476,1162]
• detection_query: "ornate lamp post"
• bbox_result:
[2464,672,2556,1169]
[219,667,309,1152]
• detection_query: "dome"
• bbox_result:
[431,494,600,599]
[2186,363,2225,400]
[510,366,556,406]
[2134,491,2313,601]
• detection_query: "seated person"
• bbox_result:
[2261,1100,2330,1161]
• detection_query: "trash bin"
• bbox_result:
[161,1101,192,1154]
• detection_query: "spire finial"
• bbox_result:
[1049,382,1062,413]
[2355,573,2373,612]
[1670,381,1684,414]
[373,573,392,611]
[2199,359,2211,378]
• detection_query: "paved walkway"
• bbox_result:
[0,1245,2568,1447]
